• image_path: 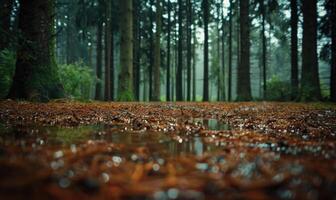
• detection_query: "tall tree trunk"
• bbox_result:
[187,0,192,101]
[192,23,197,101]
[203,0,209,101]
[176,0,183,101]
[301,0,321,101]
[95,18,103,100]
[111,31,114,101]
[331,0,336,102]
[8,0,64,101]
[228,0,233,101]
[133,0,140,101]
[261,0,267,99]
[118,0,134,101]
[149,0,154,100]
[166,0,171,101]
[153,0,162,101]
[217,3,221,101]
[104,0,112,101]
[0,0,13,50]
[290,0,299,100]
[221,2,226,101]
[237,0,252,101]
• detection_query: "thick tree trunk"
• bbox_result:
[104,0,112,101]
[300,0,321,101]
[8,0,64,101]
[176,0,183,101]
[118,0,133,101]
[166,0,171,101]
[228,0,233,101]
[203,0,209,101]
[133,0,140,101]
[95,19,103,100]
[0,0,13,50]
[331,0,336,102]
[153,0,162,101]
[291,0,299,100]
[237,0,252,101]
[187,0,192,101]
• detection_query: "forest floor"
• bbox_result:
[0,100,336,200]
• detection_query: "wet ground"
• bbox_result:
[0,101,336,199]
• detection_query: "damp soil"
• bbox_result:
[0,101,336,200]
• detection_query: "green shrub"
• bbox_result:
[0,49,16,99]
[266,75,291,101]
[58,62,95,100]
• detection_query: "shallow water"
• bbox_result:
[0,123,219,157]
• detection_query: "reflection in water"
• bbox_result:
[0,124,217,156]
[191,118,231,130]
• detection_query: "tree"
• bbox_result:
[166,0,172,101]
[118,0,134,101]
[236,0,252,101]
[331,0,336,102]
[104,0,112,101]
[187,0,192,101]
[7,0,64,101]
[228,0,233,101]
[153,0,162,101]
[300,0,321,101]
[95,0,103,100]
[133,0,141,101]
[260,0,267,99]
[176,0,183,101]
[203,0,209,101]
[0,0,14,50]
[290,0,298,100]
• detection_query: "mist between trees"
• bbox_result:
[0,0,335,102]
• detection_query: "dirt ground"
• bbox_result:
[0,100,335,200]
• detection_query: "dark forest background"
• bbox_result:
[0,0,335,102]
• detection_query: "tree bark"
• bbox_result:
[133,0,140,101]
[187,0,192,101]
[203,0,209,101]
[300,0,321,101]
[291,0,299,100]
[228,0,233,101]
[8,0,64,101]
[176,0,183,101]
[118,0,133,101]
[153,0,162,101]
[0,0,13,50]
[261,0,267,99]
[104,0,112,101]
[221,2,226,101]
[95,16,103,100]
[166,0,171,101]
[149,0,154,100]
[237,0,252,101]
[331,0,336,102]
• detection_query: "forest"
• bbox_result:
[0,0,336,199]
[0,0,335,102]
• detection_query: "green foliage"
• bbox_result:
[0,49,16,99]
[58,62,95,99]
[266,75,291,101]
[118,90,134,102]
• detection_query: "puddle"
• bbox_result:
[191,118,231,130]
[0,124,218,156]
